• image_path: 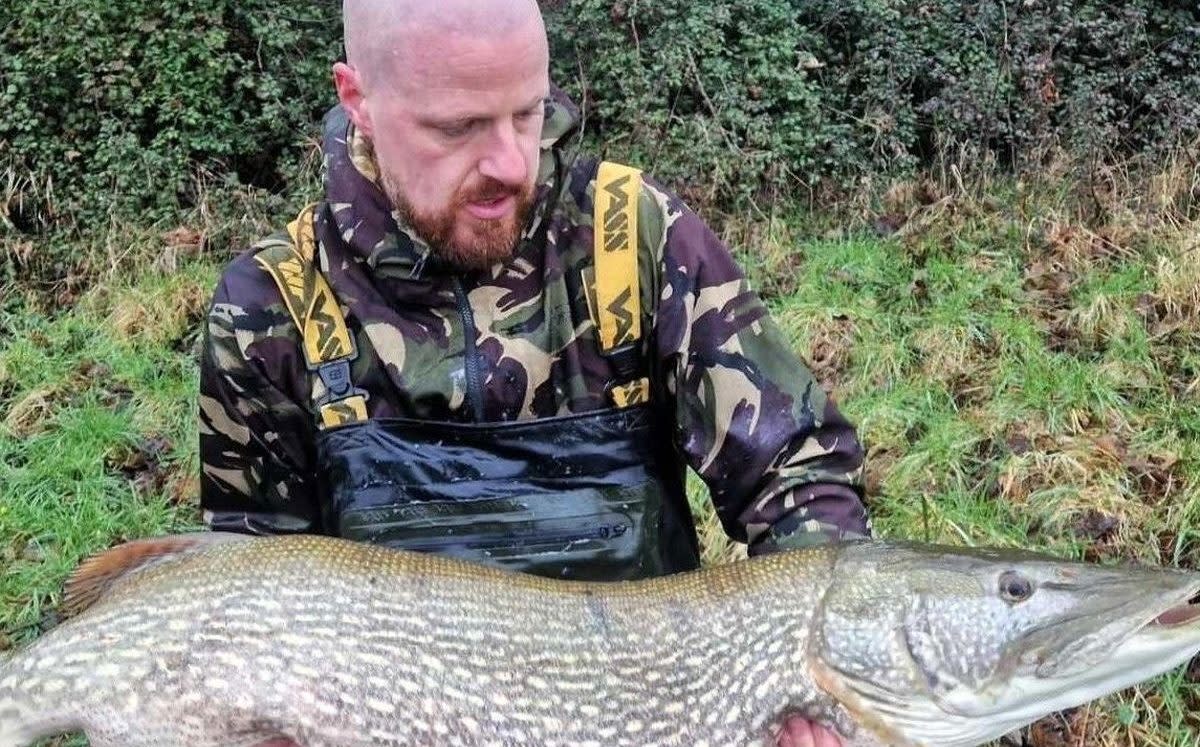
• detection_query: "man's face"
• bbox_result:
[345,19,549,271]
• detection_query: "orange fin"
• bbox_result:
[61,531,254,618]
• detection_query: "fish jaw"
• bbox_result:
[930,575,1200,723]
[810,595,1200,747]
[962,593,1200,736]
[807,542,1200,747]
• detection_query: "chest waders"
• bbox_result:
[255,163,701,581]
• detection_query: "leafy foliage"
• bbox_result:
[546,0,1200,205]
[2,0,1199,234]
[0,0,341,232]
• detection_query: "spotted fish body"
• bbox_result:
[3,532,1200,747]
[0,534,853,747]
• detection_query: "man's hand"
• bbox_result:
[776,715,843,747]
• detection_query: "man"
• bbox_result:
[199,1,868,744]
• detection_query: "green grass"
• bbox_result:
[5,169,1200,745]
[715,173,1200,744]
[0,265,216,648]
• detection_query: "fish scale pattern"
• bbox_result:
[0,535,862,747]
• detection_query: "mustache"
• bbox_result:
[459,179,527,205]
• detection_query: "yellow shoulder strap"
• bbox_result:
[253,203,368,429]
[593,162,649,407]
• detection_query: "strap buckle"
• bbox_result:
[314,359,369,408]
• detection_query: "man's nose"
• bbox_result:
[478,121,528,187]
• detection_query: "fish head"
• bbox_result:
[808,540,1200,747]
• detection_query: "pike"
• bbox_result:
[3,532,1200,747]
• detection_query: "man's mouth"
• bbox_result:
[464,194,515,221]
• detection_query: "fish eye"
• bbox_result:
[999,571,1034,603]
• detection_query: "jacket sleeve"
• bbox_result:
[645,182,870,554]
[198,255,323,536]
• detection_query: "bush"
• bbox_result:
[545,0,1200,206]
[2,0,1199,237]
[0,0,342,233]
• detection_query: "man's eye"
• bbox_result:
[515,109,543,128]
[438,122,473,138]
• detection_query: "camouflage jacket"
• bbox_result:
[198,87,871,555]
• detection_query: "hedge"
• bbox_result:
[2,0,1198,233]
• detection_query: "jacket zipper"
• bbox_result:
[453,278,485,421]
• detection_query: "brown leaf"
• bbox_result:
[1093,434,1126,461]
[1073,509,1119,542]
[1185,653,1200,683]
[161,226,204,253]
[1028,708,1083,747]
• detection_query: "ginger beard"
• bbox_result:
[381,168,536,272]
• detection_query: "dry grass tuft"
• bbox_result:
[0,160,59,232]
[1038,217,1136,269]
[1066,293,1139,349]
[153,225,207,275]
[1144,151,1200,229]
[1151,245,1200,325]
[996,423,1187,565]
[6,166,294,315]
[102,277,209,347]
[2,387,59,438]
[2,239,34,270]
[694,505,749,567]
[774,308,858,394]
[910,324,985,387]
[166,471,202,508]
[1016,703,1120,747]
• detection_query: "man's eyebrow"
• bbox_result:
[421,95,548,127]
[413,109,477,132]
[423,113,476,128]
[521,94,549,112]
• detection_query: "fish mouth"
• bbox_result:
[913,581,1200,745]
[1003,581,1200,721]
[1034,579,1200,679]
[1055,582,1198,667]
[1150,594,1200,628]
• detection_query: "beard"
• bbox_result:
[381,171,536,273]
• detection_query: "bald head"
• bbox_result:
[332,0,550,271]
[343,0,545,92]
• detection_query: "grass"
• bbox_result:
[0,264,217,651]
[4,157,1200,746]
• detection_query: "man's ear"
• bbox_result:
[333,62,373,136]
